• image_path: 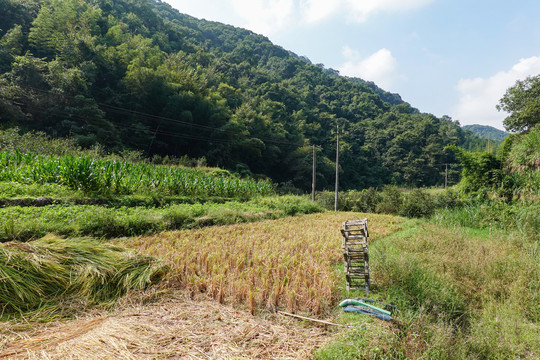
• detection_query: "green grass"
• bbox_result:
[0,235,168,319]
[0,195,323,242]
[432,199,540,242]
[0,180,248,208]
[315,218,539,360]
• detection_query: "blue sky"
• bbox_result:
[163,0,540,131]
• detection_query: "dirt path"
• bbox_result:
[0,291,336,359]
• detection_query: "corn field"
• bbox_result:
[0,151,272,198]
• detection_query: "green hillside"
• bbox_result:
[0,0,488,190]
[463,124,508,142]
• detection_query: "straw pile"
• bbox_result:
[0,290,335,359]
[0,235,168,315]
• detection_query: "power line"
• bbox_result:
[10,101,246,146]
[11,85,305,148]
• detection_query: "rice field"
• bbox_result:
[0,151,272,198]
[123,212,405,315]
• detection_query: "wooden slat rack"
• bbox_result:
[341,219,370,293]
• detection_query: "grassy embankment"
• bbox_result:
[315,209,539,359]
[0,150,324,243]
[0,195,322,242]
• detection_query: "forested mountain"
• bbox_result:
[0,0,487,190]
[462,125,508,142]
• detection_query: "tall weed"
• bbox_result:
[319,220,538,359]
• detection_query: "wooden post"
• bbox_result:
[312,145,316,201]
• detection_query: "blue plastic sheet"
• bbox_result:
[342,305,394,321]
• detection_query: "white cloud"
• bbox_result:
[165,0,433,36]
[299,0,341,24]
[338,47,400,90]
[163,0,235,23]
[300,0,433,24]
[453,56,540,130]
[231,0,295,35]
[164,0,295,35]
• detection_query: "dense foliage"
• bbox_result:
[446,145,504,193]
[0,0,487,190]
[450,73,540,199]
[497,75,540,132]
[503,126,540,193]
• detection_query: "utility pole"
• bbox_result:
[335,124,339,211]
[444,163,448,189]
[312,145,316,201]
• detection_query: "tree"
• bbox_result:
[0,25,23,72]
[28,0,101,64]
[446,145,502,192]
[497,75,540,133]
[0,0,487,190]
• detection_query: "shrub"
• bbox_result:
[341,188,381,213]
[433,189,461,209]
[0,128,80,156]
[275,181,304,195]
[253,195,324,216]
[314,191,336,210]
[400,188,435,218]
[376,185,403,214]
[505,126,540,195]
[447,145,503,193]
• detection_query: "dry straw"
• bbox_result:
[1,290,335,359]
[0,235,168,316]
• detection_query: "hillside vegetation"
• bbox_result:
[0,0,491,190]
[462,124,508,142]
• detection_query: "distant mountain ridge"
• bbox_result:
[463,125,508,142]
